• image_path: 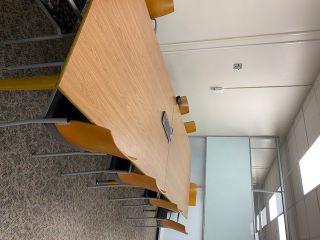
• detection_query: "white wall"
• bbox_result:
[278,73,320,240]
[160,137,206,240]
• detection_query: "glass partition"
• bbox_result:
[205,137,253,240]
[204,136,288,240]
[250,137,288,240]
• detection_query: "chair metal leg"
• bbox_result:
[81,0,90,14]
[35,0,62,34]
[32,151,107,158]
[4,62,64,71]
[0,118,68,128]
[128,163,133,173]
[67,0,83,20]
[61,169,127,177]
[127,217,157,220]
[143,209,157,213]
[108,197,149,201]
[134,219,168,228]
[123,203,150,207]
[135,225,158,229]
[153,19,158,32]
[87,184,131,189]
[2,33,75,45]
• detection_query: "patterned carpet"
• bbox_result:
[0,1,157,239]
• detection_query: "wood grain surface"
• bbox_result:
[165,105,191,216]
[58,0,191,217]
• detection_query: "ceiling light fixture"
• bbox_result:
[210,84,312,93]
[210,86,224,93]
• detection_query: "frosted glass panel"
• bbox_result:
[205,137,253,240]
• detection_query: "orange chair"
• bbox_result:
[189,182,198,206]
[123,183,197,235]
[121,197,180,214]
[136,219,187,234]
[131,206,187,235]
[0,91,110,159]
[158,220,188,234]
[184,121,196,134]
[95,172,162,193]
[145,0,174,19]
[55,120,129,159]
[176,96,190,115]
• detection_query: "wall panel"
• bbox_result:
[205,137,253,240]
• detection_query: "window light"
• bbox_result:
[255,232,260,240]
[256,214,260,231]
[269,194,277,221]
[276,188,283,215]
[277,214,286,240]
[260,207,267,228]
[299,136,320,195]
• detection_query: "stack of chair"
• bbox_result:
[0,89,197,235]
[1,0,198,235]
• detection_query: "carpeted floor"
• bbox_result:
[0,1,157,239]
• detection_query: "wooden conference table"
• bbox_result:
[57,0,191,217]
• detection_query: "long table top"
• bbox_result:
[58,0,191,216]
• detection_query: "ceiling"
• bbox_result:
[157,0,320,44]
[162,41,320,137]
[155,0,320,184]
[156,0,320,137]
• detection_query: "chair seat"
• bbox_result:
[159,219,187,234]
[145,0,174,19]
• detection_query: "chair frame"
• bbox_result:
[3,0,85,74]
[0,90,104,159]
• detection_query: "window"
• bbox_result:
[269,188,284,221]
[255,232,260,240]
[276,188,284,215]
[256,214,260,231]
[260,207,267,228]
[299,136,320,195]
[277,214,286,240]
[269,194,277,221]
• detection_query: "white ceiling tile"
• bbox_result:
[157,0,320,44]
[164,42,320,88]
